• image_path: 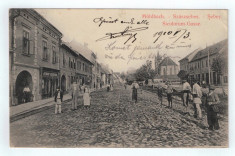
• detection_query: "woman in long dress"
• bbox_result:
[131,81,139,103]
[83,86,91,108]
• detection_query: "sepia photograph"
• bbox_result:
[9,8,228,148]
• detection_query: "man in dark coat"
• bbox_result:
[206,86,220,130]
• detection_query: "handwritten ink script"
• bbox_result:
[93,16,194,63]
[96,26,149,45]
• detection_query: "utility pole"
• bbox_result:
[207,44,211,85]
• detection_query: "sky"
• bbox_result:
[35,9,228,73]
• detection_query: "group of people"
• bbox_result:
[54,81,91,114]
[130,79,222,131]
[167,79,221,131]
[182,79,221,130]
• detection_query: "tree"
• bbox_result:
[120,72,126,80]
[211,54,226,85]
[211,55,225,75]
[134,64,156,81]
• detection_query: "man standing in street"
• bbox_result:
[54,87,63,114]
[166,82,173,108]
[182,79,191,115]
[206,86,220,130]
[192,80,203,119]
[71,81,78,110]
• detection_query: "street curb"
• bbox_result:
[10,99,71,123]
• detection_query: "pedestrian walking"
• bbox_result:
[131,81,139,103]
[192,80,203,119]
[182,79,191,115]
[166,82,173,108]
[107,84,110,92]
[158,85,164,106]
[124,83,127,89]
[71,81,78,110]
[206,86,220,130]
[83,86,91,108]
[54,87,63,114]
[201,81,209,106]
[110,84,114,91]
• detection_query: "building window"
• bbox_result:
[52,46,56,64]
[73,59,76,69]
[23,30,30,55]
[69,57,71,68]
[63,53,66,67]
[42,41,48,60]
[170,68,172,75]
[70,59,73,68]
[83,63,85,71]
[224,76,228,83]
[78,61,81,70]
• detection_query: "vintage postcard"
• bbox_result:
[9,9,228,147]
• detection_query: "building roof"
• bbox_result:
[100,64,111,74]
[61,42,79,57]
[32,9,63,37]
[69,40,94,63]
[159,57,178,66]
[178,48,201,63]
[190,39,228,62]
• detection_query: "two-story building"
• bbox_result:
[60,42,79,92]
[188,39,228,85]
[36,11,62,99]
[9,9,62,105]
[76,54,93,86]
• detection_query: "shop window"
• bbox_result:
[23,30,30,55]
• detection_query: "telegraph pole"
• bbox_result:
[207,44,211,85]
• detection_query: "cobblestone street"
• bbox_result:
[10,85,228,147]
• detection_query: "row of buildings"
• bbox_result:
[178,39,228,85]
[145,39,228,86]
[9,9,117,106]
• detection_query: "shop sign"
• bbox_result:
[43,72,58,77]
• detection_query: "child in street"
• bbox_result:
[166,82,173,108]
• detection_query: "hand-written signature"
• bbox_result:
[96,26,149,45]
